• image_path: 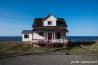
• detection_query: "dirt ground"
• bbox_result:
[0,53,98,65]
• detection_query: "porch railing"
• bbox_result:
[32,39,68,43]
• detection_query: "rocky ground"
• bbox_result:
[0,53,98,65]
[0,41,98,65]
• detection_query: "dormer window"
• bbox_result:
[48,21,52,25]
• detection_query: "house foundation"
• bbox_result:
[32,42,68,48]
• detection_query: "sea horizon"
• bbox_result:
[0,36,98,41]
[0,35,98,37]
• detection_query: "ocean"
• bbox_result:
[0,36,98,41]
[68,36,98,41]
[0,36,22,41]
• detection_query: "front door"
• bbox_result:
[48,33,52,40]
[57,32,60,39]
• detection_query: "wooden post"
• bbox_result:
[54,33,55,41]
[47,33,48,43]
[52,32,54,48]
[67,32,68,39]
[52,33,53,40]
[66,32,68,48]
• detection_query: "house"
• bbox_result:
[22,14,68,47]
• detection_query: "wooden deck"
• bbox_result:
[32,39,68,43]
[31,39,68,48]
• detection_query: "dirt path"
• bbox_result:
[0,54,98,65]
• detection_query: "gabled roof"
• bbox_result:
[42,14,51,21]
[32,18,43,27]
[22,30,32,34]
[57,18,68,27]
[32,18,67,27]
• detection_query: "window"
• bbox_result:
[57,32,60,39]
[24,34,29,38]
[48,21,52,25]
[39,32,43,36]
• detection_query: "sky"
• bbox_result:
[0,0,98,36]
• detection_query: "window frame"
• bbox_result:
[48,21,52,25]
[24,34,29,38]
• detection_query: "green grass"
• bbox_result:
[0,41,98,58]
[55,43,98,55]
[0,42,49,58]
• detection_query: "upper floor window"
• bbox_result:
[48,21,52,25]
[24,34,29,38]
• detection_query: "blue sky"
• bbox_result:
[0,0,98,36]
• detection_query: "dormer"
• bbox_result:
[43,14,57,26]
[32,14,68,28]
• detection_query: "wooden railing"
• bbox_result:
[51,39,68,43]
[32,39,68,43]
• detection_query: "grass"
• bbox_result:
[0,41,98,58]
[56,43,98,55]
[0,42,49,58]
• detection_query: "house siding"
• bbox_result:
[55,32,66,39]
[33,32,45,39]
[32,32,66,40]
[43,15,57,26]
[22,34,32,41]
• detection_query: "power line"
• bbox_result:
[0,14,33,20]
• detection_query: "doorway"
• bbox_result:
[48,33,52,40]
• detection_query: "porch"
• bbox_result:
[32,39,68,43]
[32,31,68,43]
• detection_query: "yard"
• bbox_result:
[0,41,98,58]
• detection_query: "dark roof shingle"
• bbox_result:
[22,30,32,34]
[32,18,67,27]
[32,18,43,27]
[43,14,51,21]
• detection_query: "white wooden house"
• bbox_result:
[22,14,68,44]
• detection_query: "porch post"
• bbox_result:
[45,32,48,48]
[65,32,68,48]
[53,32,55,48]
[45,33,47,39]
[66,32,68,39]
[45,32,46,43]
[51,33,53,48]
[52,33,53,39]
[54,33,55,39]
[54,32,55,42]
[47,33,48,40]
